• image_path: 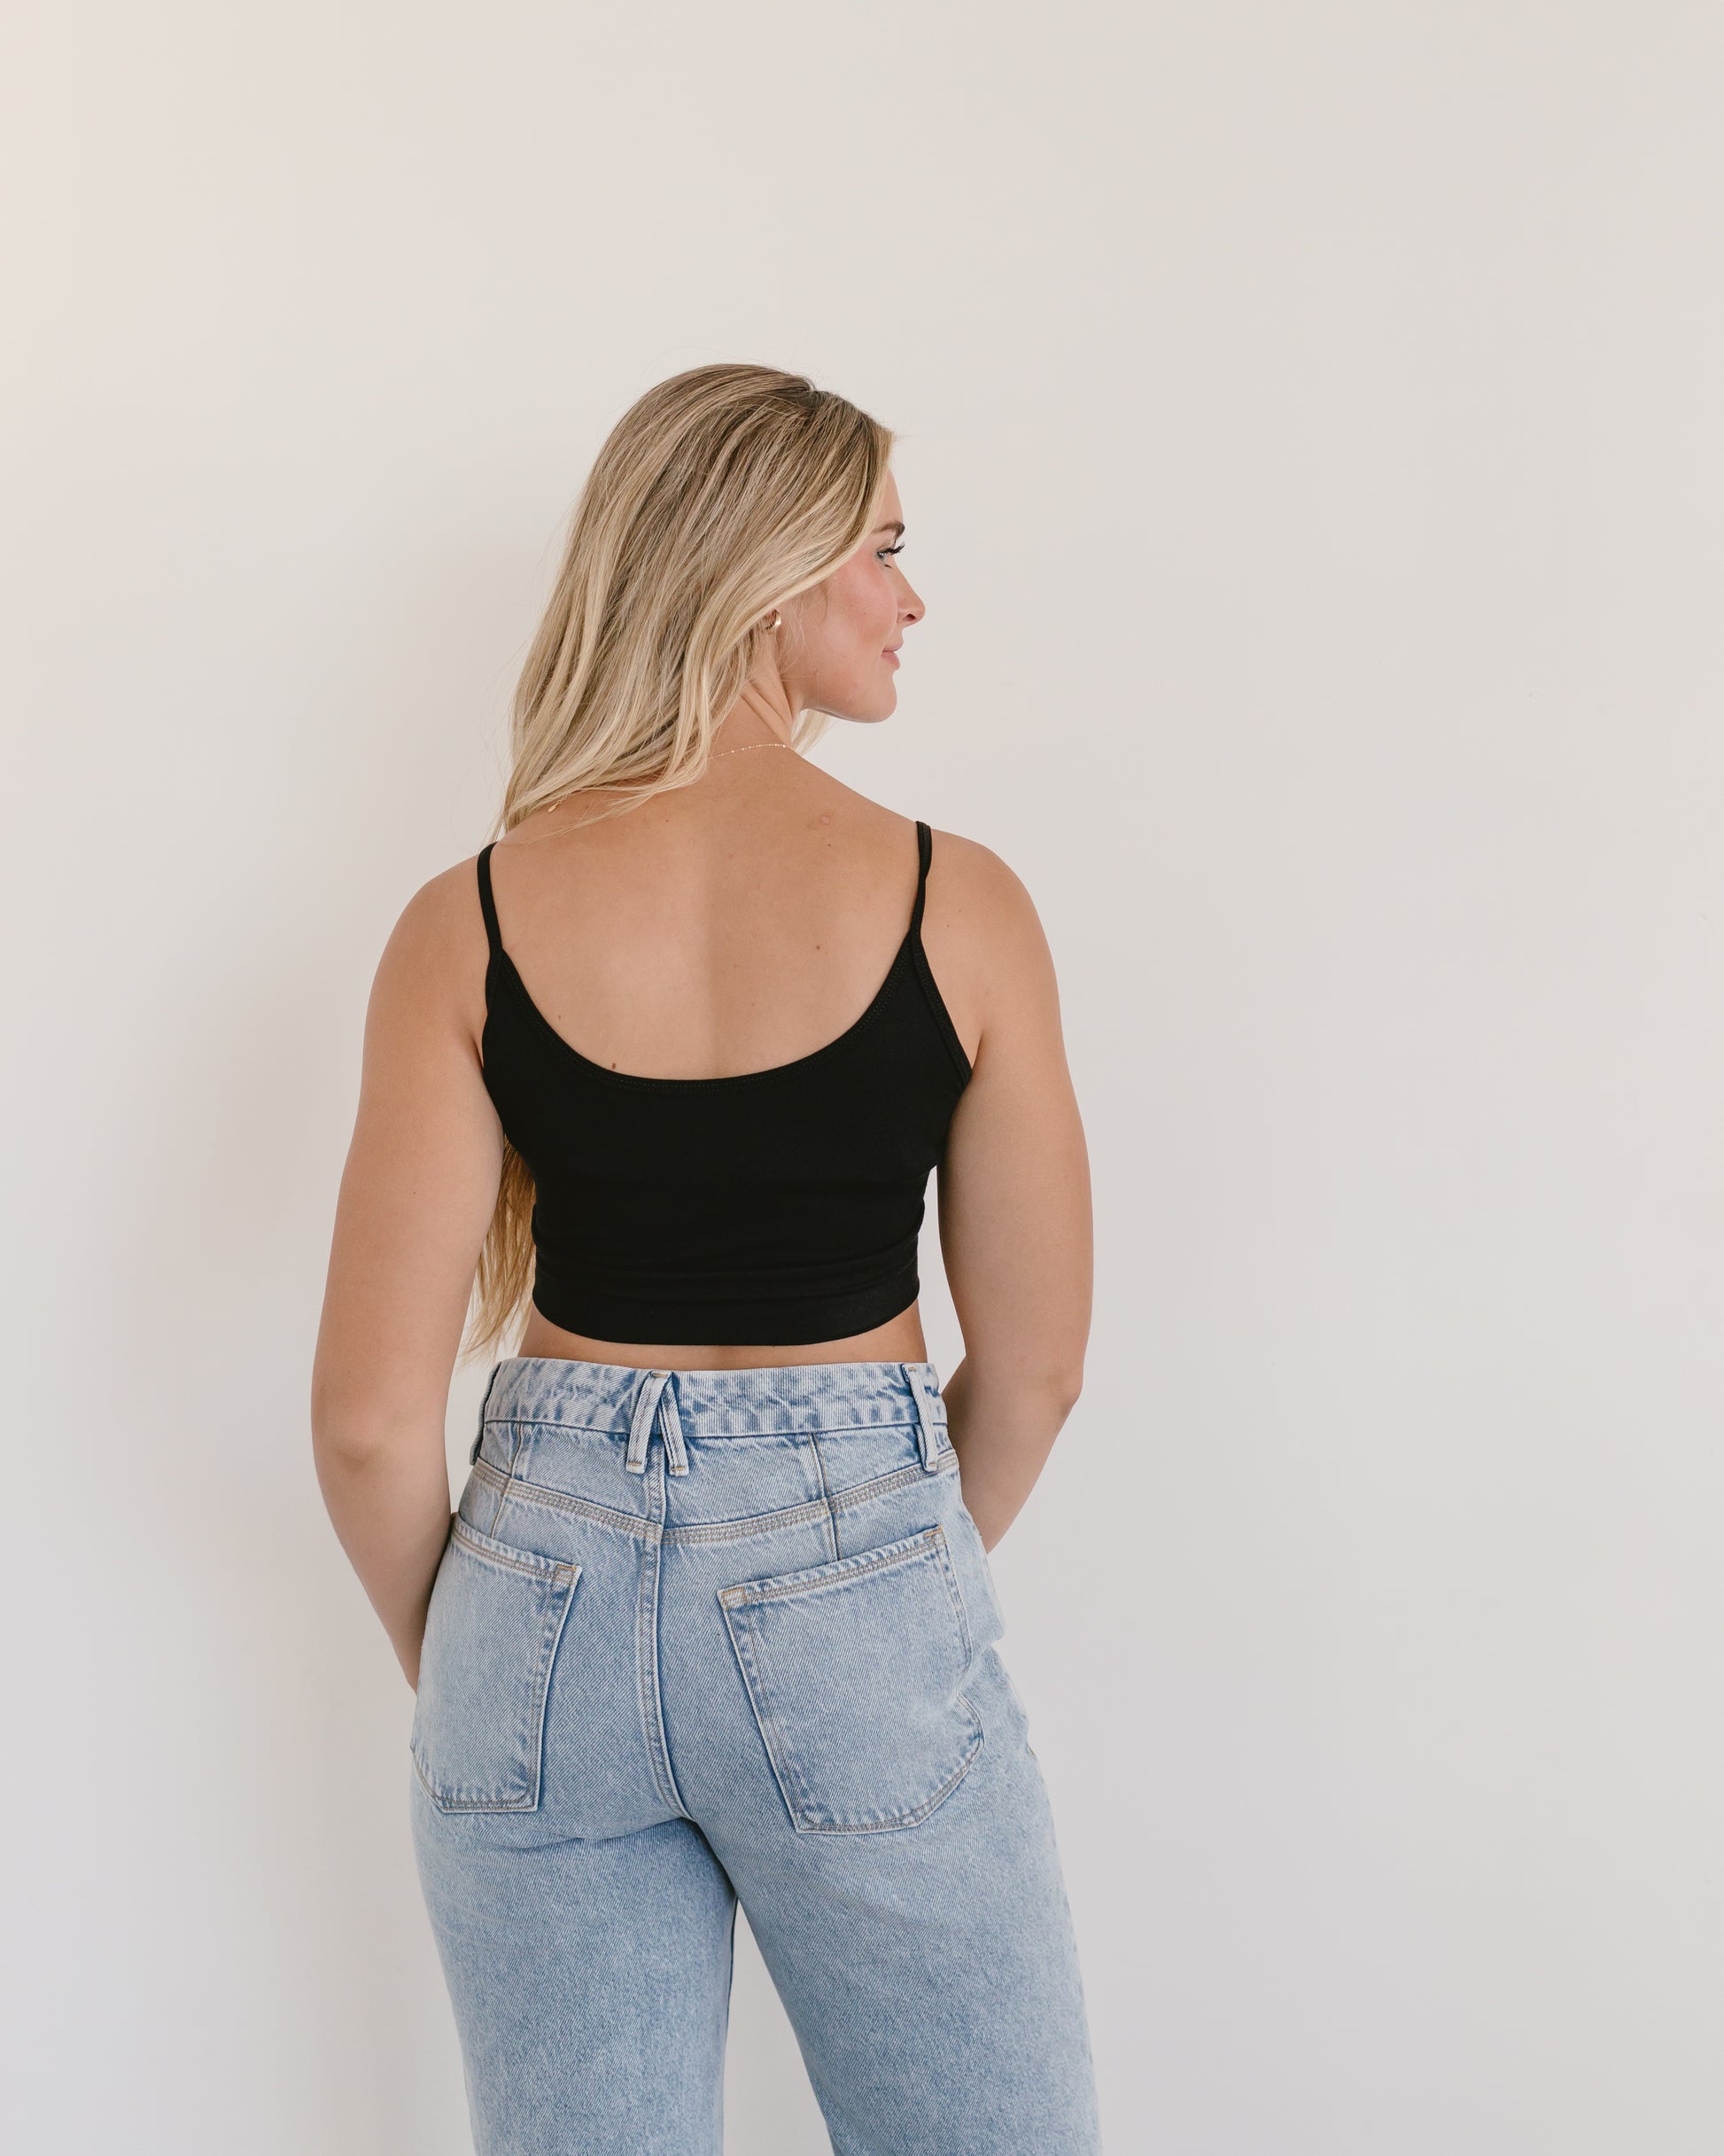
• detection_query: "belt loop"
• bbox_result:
[659,1378,689,1477]
[468,1361,505,1466]
[903,1362,943,1474]
[626,1370,670,1475]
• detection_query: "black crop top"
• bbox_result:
[476,820,974,1346]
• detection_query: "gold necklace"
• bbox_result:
[711,742,795,760]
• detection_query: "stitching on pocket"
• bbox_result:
[448,1513,579,1583]
[718,1523,950,1609]
[718,1526,983,1834]
[411,1529,581,1814]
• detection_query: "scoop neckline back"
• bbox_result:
[477,824,938,1090]
[487,929,920,1091]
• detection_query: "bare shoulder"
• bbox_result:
[920,826,1064,1061]
[365,851,491,1054]
[926,826,1055,961]
[925,822,1040,909]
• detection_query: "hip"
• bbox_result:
[411,1353,1015,1842]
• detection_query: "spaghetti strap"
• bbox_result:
[909,819,933,938]
[476,842,502,962]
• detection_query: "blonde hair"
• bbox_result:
[462,362,895,1360]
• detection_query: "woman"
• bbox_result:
[312,363,1101,2153]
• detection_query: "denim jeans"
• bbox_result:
[409,1355,1102,2154]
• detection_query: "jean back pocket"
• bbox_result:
[719,1524,982,1835]
[410,1517,581,1814]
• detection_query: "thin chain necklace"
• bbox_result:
[541,739,794,816]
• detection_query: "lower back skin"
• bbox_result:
[515,1302,931,1373]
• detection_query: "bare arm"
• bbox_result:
[310,862,502,1690]
[933,845,1093,1552]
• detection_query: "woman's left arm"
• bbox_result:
[310,860,502,1691]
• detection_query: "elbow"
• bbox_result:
[1047,1363,1084,1421]
[1016,1358,1084,1427]
[309,1371,415,1473]
[310,1407,384,1476]
[1023,1319,1087,1423]
[963,1346,1085,1426]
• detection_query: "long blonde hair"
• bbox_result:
[463,362,895,1360]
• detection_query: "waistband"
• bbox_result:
[475,1354,949,1442]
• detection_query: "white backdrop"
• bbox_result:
[5,5,1721,2150]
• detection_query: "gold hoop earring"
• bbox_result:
[766,609,783,632]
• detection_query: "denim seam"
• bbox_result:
[479,1413,931,1444]
[944,1539,976,1667]
[718,1566,985,1835]
[804,1429,843,1560]
[412,1546,579,1813]
[726,1602,807,1823]
[470,1459,649,1542]
[787,1716,982,1836]
[664,1475,905,1547]
[636,1455,687,1815]
[449,1514,579,1583]
[673,1460,956,1545]
[718,1524,950,1607]
[721,1601,977,1837]
[479,1473,508,1537]
[470,1454,957,1548]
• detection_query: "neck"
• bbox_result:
[718,657,798,748]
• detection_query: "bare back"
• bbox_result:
[481,763,978,1089]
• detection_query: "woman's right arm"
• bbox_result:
[932,842,1094,1551]
[310,862,502,1690]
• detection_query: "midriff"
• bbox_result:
[514,1297,930,1372]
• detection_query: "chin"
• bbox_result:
[828,693,897,726]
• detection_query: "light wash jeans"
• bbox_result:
[409,1355,1101,2154]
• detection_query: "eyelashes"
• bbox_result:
[878,542,905,561]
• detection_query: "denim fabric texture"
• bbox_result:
[409,1355,1102,2154]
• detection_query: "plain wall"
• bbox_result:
[4,4,1721,2149]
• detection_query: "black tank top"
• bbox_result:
[476,820,974,1346]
